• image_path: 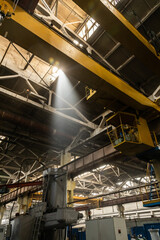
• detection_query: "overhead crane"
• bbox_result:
[0,0,160,209]
[0,0,160,115]
[73,0,160,77]
[106,112,155,155]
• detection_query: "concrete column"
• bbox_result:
[0,205,6,224]
[17,195,32,214]
[67,180,75,207]
[17,197,22,214]
[85,209,92,220]
[60,152,71,166]
[117,204,125,217]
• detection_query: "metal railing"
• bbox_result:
[108,124,139,147]
[0,178,43,205]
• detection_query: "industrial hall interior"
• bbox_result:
[0,0,160,239]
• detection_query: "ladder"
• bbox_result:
[31,215,43,240]
[31,173,49,240]
[42,174,49,202]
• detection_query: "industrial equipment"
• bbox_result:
[85,86,96,100]
[69,228,86,240]
[107,112,154,155]
[86,217,128,240]
[0,0,13,24]
[142,163,160,208]
[148,229,160,240]
[8,168,82,240]
[130,223,160,240]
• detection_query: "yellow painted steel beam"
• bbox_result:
[73,0,160,77]
[0,1,160,115]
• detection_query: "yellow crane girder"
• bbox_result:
[73,0,160,77]
[0,1,160,115]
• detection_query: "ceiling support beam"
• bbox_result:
[0,75,19,80]
[11,42,49,87]
[0,165,19,170]
[61,144,121,178]
[0,87,96,129]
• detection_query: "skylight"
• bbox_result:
[78,17,99,41]
[50,65,62,82]
[108,0,122,6]
[123,180,134,188]
[101,0,122,7]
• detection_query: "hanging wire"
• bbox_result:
[12,0,20,11]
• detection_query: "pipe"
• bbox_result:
[0,181,42,189]
[69,181,160,204]
[0,109,73,140]
[0,74,19,80]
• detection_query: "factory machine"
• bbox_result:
[7,168,82,240]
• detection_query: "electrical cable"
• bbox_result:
[12,0,20,11]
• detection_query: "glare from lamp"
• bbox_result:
[73,39,79,45]
[50,69,63,83]
[57,69,63,76]
[52,66,59,74]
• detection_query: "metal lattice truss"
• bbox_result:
[0,137,58,184]
[0,36,114,187]
[34,0,120,75]
[74,164,151,197]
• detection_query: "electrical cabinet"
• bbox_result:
[86,217,128,240]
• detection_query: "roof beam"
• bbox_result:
[0,165,19,170]
[61,144,120,178]
[0,87,96,129]
[0,74,19,80]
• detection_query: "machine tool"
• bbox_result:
[8,168,82,240]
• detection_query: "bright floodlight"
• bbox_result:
[73,39,79,45]
[52,66,59,74]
